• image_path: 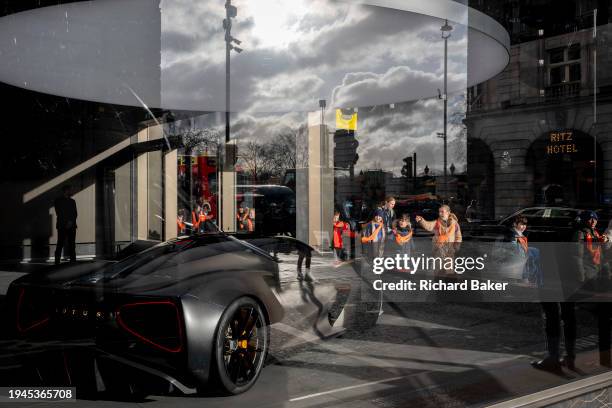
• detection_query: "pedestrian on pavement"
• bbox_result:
[529,213,577,373]
[504,215,543,286]
[237,205,250,232]
[532,302,576,372]
[415,204,462,277]
[574,211,611,368]
[177,209,187,235]
[193,202,215,233]
[54,185,77,265]
[465,200,477,222]
[296,240,315,282]
[361,209,386,263]
[332,211,349,264]
[575,211,607,283]
[532,211,607,372]
[247,208,256,232]
[598,220,612,367]
[381,196,396,234]
[392,214,414,271]
[191,203,203,233]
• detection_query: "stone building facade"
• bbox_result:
[466,22,612,219]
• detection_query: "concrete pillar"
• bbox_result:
[114,160,132,244]
[297,112,334,251]
[164,149,178,240]
[136,128,149,240]
[220,141,236,232]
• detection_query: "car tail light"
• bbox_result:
[116,300,183,353]
[16,288,50,334]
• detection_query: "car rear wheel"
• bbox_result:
[213,297,269,395]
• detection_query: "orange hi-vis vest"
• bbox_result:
[193,210,209,229]
[395,230,413,245]
[333,221,348,248]
[585,230,604,266]
[517,235,528,254]
[237,212,250,230]
[177,219,186,233]
[435,219,456,244]
[361,223,383,244]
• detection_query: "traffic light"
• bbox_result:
[334,129,359,169]
[401,156,413,178]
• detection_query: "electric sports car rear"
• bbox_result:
[2,233,292,395]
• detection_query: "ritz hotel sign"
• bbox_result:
[546,131,578,155]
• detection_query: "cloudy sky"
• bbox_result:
[161,0,469,175]
[160,0,469,112]
[170,92,467,177]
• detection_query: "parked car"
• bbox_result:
[462,207,586,242]
[237,185,296,236]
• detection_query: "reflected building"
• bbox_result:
[467,0,612,219]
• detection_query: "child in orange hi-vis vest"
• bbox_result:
[247,208,256,232]
[333,211,349,262]
[237,206,250,231]
[361,209,386,262]
[177,210,187,236]
[392,214,413,271]
[574,210,608,282]
[505,215,542,287]
[192,203,213,233]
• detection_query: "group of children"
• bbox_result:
[177,202,215,235]
[332,196,414,265]
[176,202,257,235]
[332,197,469,279]
[359,209,414,262]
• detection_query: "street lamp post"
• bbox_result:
[440,19,452,198]
[221,0,242,231]
[223,0,242,144]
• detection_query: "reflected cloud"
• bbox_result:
[0,0,508,113]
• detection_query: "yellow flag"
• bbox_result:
[336,109,357,131]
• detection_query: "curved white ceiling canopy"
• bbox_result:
[0,0,509,112]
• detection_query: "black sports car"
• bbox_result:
[1,233,357,396]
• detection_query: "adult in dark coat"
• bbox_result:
[54,185,78,264]
[532,211,606,372]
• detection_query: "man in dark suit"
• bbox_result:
[54,185,78,264]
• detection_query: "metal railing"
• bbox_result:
[545,82,581,100]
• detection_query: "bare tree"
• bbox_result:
[180,127,221,155]
[240,141,276,183]
[268,131,297,175]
